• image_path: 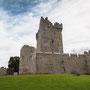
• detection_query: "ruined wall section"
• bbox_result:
[36,17,63,53]
[84,51,90,74]
[19,45,36,74]
[36,53,87,74]
[0,67,7,75]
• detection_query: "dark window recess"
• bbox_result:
[50,39,54,44]
[41,45,42,49]
[30,56,32,58]
[61,60,64,64]
[85,60,87,63]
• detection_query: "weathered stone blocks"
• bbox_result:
[19,45,36,74]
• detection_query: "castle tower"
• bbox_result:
[36,17,63,53]
[19,45,36,74]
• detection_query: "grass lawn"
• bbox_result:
[0,74,90,90]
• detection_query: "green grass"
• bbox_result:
[0,74,90,90]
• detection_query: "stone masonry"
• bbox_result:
[0,67,7,75]
[36,17,63,53]
[19,17,90,75]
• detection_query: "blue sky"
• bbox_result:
[0,0,90,67]
[0,0,48,15]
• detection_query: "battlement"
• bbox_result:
[84,50,90,55]
[36,52,86,58]
[40,17,63,31]
[70,54,78,57]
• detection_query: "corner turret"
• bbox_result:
[54,22,63,31]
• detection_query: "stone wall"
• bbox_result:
[0,67,7,75]
[6,68,14,75]
[19,45,36,74]
[19,47,90,75]
[84,51,90,74]
[36,52,88,74]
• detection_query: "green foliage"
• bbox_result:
[0,74,90,90]
[8,56,20,72]
[1,67,5,68]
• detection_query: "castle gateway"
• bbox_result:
[19,17,90,75]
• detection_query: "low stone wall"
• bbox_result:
[6,68,14,75]
[36,52,88,74]
[0,68,7,75]
[19,47,90,75]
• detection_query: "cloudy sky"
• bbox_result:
[0,0,90,67]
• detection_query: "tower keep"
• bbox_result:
[36,17,63,53]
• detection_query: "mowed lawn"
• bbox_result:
[0,74,90,90]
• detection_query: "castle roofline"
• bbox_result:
[40,16,63,30]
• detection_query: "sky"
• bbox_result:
[0,0,90,67]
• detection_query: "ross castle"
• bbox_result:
[19,17,90,75]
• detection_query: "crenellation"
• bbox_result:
[54,22,63,31]
[84,50,90,55]
[84,51,88,54]
[41,16,44,21]
[89,50,90,54]
[40,17,62,31]
[40,17,53,27]
[70,54,78,57]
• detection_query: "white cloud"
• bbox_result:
[32,0,59,15]
[45,0,90,53]
[0,12,39,67]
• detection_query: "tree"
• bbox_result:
[8,56,20,72]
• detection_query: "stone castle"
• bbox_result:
[19,17,90,75]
